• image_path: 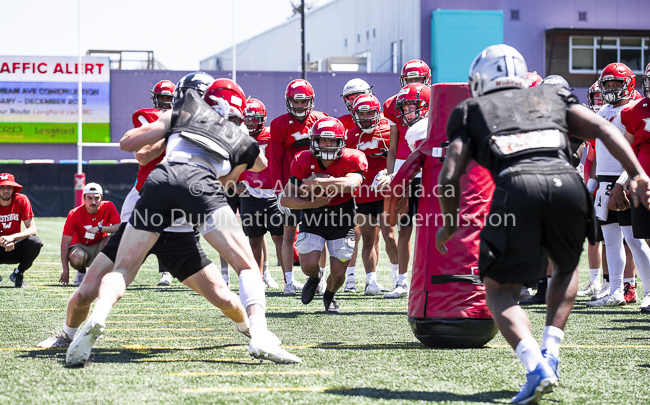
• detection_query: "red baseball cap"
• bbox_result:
[0,173,23,193]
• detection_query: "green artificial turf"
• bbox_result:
[0,217,648,404]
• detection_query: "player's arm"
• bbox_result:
[60,234,73,285]
[248,150,268,173]
[623,129,635,145]
[0,217,37,247]
[436,138,473,254]
[280,180,334,210]
[302,172,363,194]
[135,139,166,165]
[567,104,650,208]
[121,110,172,153]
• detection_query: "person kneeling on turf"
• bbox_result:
[280,117,367,313]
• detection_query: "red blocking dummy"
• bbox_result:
[386,83,497,348]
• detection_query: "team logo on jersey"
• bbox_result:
[358,139,379,151]
[1,222,11,229]
[291,131,309,141]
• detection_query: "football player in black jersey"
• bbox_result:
[67,78,302,367]
[435,44,650,404]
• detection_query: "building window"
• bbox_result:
[391,42,398,73]
[345,38,347,47]
[569,36,649,73]
[373,28,376,38]
[578,11,587,21]
[510,10,519,21]
[357,34,361,43]
[366,31,369,40]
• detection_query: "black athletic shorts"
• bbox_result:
[101,223,211,282]
[226,193,241,214]
[597,177,632,227]
[398,177,421,227]
[299,199,356,239]
[356,199,385,217]
[631,203,650,239]
[130,161,229,233]
[479,165,591,286]
[283,208,301,227]
[240,195,284,238]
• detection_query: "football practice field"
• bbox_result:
[0,217,648,405]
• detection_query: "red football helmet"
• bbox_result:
[400,60,431,87]
[587,82,603,112]
[203,79,246,125]
[642,63,650,97]
[351,94,381,134]
[395,83,431,127]
[285,79,315,119]
[526,72,543,88]
[599,63,635,105]
[150,80,175,111]
[244,98,267,137]
[310,117,346,161]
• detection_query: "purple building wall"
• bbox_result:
[0,70,399,161]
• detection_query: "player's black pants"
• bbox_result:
[0,235,43,272]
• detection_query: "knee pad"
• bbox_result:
[296,232,325,255]
[237,270,266,312]
[327,232,355,262]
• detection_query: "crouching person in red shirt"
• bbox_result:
[0,173,42,288]
[280,117,367,313]
[61,183,120,286]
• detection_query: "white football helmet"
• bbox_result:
[341,79,373,112]
[468,44,528,98]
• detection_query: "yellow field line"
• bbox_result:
[180,386,349,393]
[122,345,230,351]
[104,337,228,341]
[110,314,180,317]
[170,370,334,377]
[105,321,196,324]
[139,357,256,362]
[109,328,212,331]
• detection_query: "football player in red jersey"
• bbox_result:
[269,79,328,292]
[345,94,398,295]
[131,79,178,286]
[236,97,284,291]
[280,117,367,313]
[338,78,372,131]
[382,60,431,288]
[621,62,650,313]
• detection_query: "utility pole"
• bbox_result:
[301,0,305,79]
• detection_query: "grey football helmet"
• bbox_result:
[468,44,528,98]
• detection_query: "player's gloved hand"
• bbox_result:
[276,192,291,215]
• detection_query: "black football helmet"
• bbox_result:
[173,71,215,103]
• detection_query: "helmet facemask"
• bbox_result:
[287,95,313,118]
[599,79,629,105]
[244,113,266,137]
[353,108,380,134]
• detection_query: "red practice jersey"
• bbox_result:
[0,194,34,236]
[239,127,273,190]
[337,113,356,132]
[132,108,165,191]
[621,97,650,174]
[63,201,120,246]
[346,118,391,204]
[382,95,411,160]
[290,149,368,207]
[269,110,329,192]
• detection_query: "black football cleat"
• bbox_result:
[301,275,320,305]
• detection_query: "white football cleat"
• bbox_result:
[73,272,86,287]
[284,283,297,295]
[264,270,279,289]
[639,292,650,314]
[384,282,408,299]
[66,321,104,366]
[591,281,610,301]
[343,279,356,293]
[586,291,625,307]
[157,272,172,286]
[577,281,601,297]
[248,332,301,364]
[37,331,73,348]
[364,280,383,296]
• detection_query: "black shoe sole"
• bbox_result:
[301,276,320,305]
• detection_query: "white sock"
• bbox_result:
[87,298,113,325]
[346,266,356,279]
[540,326,564,358]
[263,261,269,272]
[397,273,407,284]
[248,313,267,336]
[63,324,78,339]
[515,336,544,373]
[391,263,399,272]
[589,268,600,283]
[235,318,250,333]
[623,277,636,285]
[366,272,377,283]
[320,267,327,275]
[221,267,229,275]
[285,271,293,285]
